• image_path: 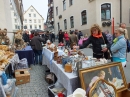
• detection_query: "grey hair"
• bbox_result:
[106,30,109,33]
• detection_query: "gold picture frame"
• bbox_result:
[89,79,117,97]
[79,62,127,95]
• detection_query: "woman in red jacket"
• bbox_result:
[30,32,34,40]
[64,31,70,48]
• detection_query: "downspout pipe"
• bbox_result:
[120,0,122,23]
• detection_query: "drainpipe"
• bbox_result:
[120,0,122,23]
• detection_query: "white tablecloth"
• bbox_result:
[51,61,80,96]
[42,48,80,95]
[42,47,54,61]
[42,47,66,65]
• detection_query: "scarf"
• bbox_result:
[113,38,118,44]
[92,33,102,38]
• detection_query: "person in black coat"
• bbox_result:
[42,32,46,39]
[52,32,55,42]
[78,31,83,40]
[30,32,45,65]
[74,24,110,59]
[23,31,30,44]
[58,30,64,43]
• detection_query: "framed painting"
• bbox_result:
[79,62,127,96]
[89,79,117,97]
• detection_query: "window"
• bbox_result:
[24,19,27,23]
[14,19,17,23]
[39,19,41,23]
[24,25,27,29]
[39,25,41,29]
[18,26,20,29]
[56,7,58,15]
[14,13,16,16]
[29,19,32,23]
[57,23,60,31]
[64,19,67,30]
[69,0,73,6]
[29,14,31,17]
[31,9,33,12]
[81,10,87,25]
[15,25,18,29]
[30,25,32,29]
[34,25,37,29]
[34,19,36,23]
[70,16,74,28]
[63,0,66,10]
[34,14,36,17]
[101,3,111,20]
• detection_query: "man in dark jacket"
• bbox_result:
[45,31,50,43]
[42,32,46,39]
[52,32,55,42]
[23,31,30,44]
[30,32,45,65]
[58,30,64,43]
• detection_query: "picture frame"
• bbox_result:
[79,62,127,95]
[89,79,117,97]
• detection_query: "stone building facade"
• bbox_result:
[53,0,130,37]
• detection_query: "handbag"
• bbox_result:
[45,72,57,85]
[102,36,111,59]
[126,39,130,52]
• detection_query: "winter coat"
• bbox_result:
[105,33,113,45]
[111,35,127,60]
[78,31,83,39]
[23,33,30,43]
[30,36,45,50]
[58,32,64,43]
[29,34,34,40]
[80,33,110,55]
[64,33,69,41]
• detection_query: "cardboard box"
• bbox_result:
[15,69,30,85]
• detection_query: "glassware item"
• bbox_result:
[86,61,91,67]
[71,59,77,76]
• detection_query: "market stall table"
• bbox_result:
[42,47,65,68]
[51,61,80,96]
[15,46,34,67]
[42,47,80,96]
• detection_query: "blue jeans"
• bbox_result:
[65,40,70,47]
[33,50,42,64]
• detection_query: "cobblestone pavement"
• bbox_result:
[17,65,49,97]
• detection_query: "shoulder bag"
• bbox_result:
[102,36,111,60]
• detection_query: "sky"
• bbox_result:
[22,0,48,22]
